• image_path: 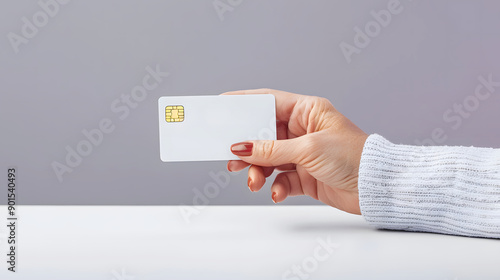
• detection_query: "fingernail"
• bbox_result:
[231,142,253,156]
[248,177,253,192]
[272,192,277,203]
[227,161,232,172]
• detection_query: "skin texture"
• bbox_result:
[223,89,368,215]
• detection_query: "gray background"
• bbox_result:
[1,0,500,205]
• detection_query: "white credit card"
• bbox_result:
[158,95,276,162]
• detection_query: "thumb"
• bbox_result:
[230,138,304,167]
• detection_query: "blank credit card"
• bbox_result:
[158,95,276,162]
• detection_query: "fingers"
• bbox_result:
[228,160,292,173]
[246,167,305,202]
[229,160,312,204]
[270,171,304,203]
[247,165,264,192]
[228,159,295,173]
[227,121,291,173]
[263,166,275,177]
[221,88,300,123]
[228,160,275,192]
[271,166,318,203]
[227,160,250,172]
[248,165,274,192]
[230,138,304,167]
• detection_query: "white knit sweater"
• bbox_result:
[358,134,500,238]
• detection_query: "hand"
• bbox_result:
[224,89,368,215]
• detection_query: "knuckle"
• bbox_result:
[315,96,335,110]
[259,140,276,160]
[315,96,329,103]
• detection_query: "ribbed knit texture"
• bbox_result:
[358,134,500,238]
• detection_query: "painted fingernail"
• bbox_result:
[272,192,277,203]
[227,161,232,172]
[248,177,253,192]
[230,142,253,156]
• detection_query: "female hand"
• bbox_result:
[224,89,368,215]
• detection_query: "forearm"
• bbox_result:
[358,134,500,238]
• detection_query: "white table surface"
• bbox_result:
[0,206,499,280]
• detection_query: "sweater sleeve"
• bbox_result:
[358,134,500,238]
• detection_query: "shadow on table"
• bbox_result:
[287,222,370,233]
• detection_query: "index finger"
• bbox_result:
[221,88,299,122]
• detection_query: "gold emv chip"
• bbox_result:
[165,105,184,122]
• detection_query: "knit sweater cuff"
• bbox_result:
[358,134,500,238]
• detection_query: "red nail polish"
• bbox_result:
[272,192,277,203]
[231,142,253,156]
[248,177,253,192]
